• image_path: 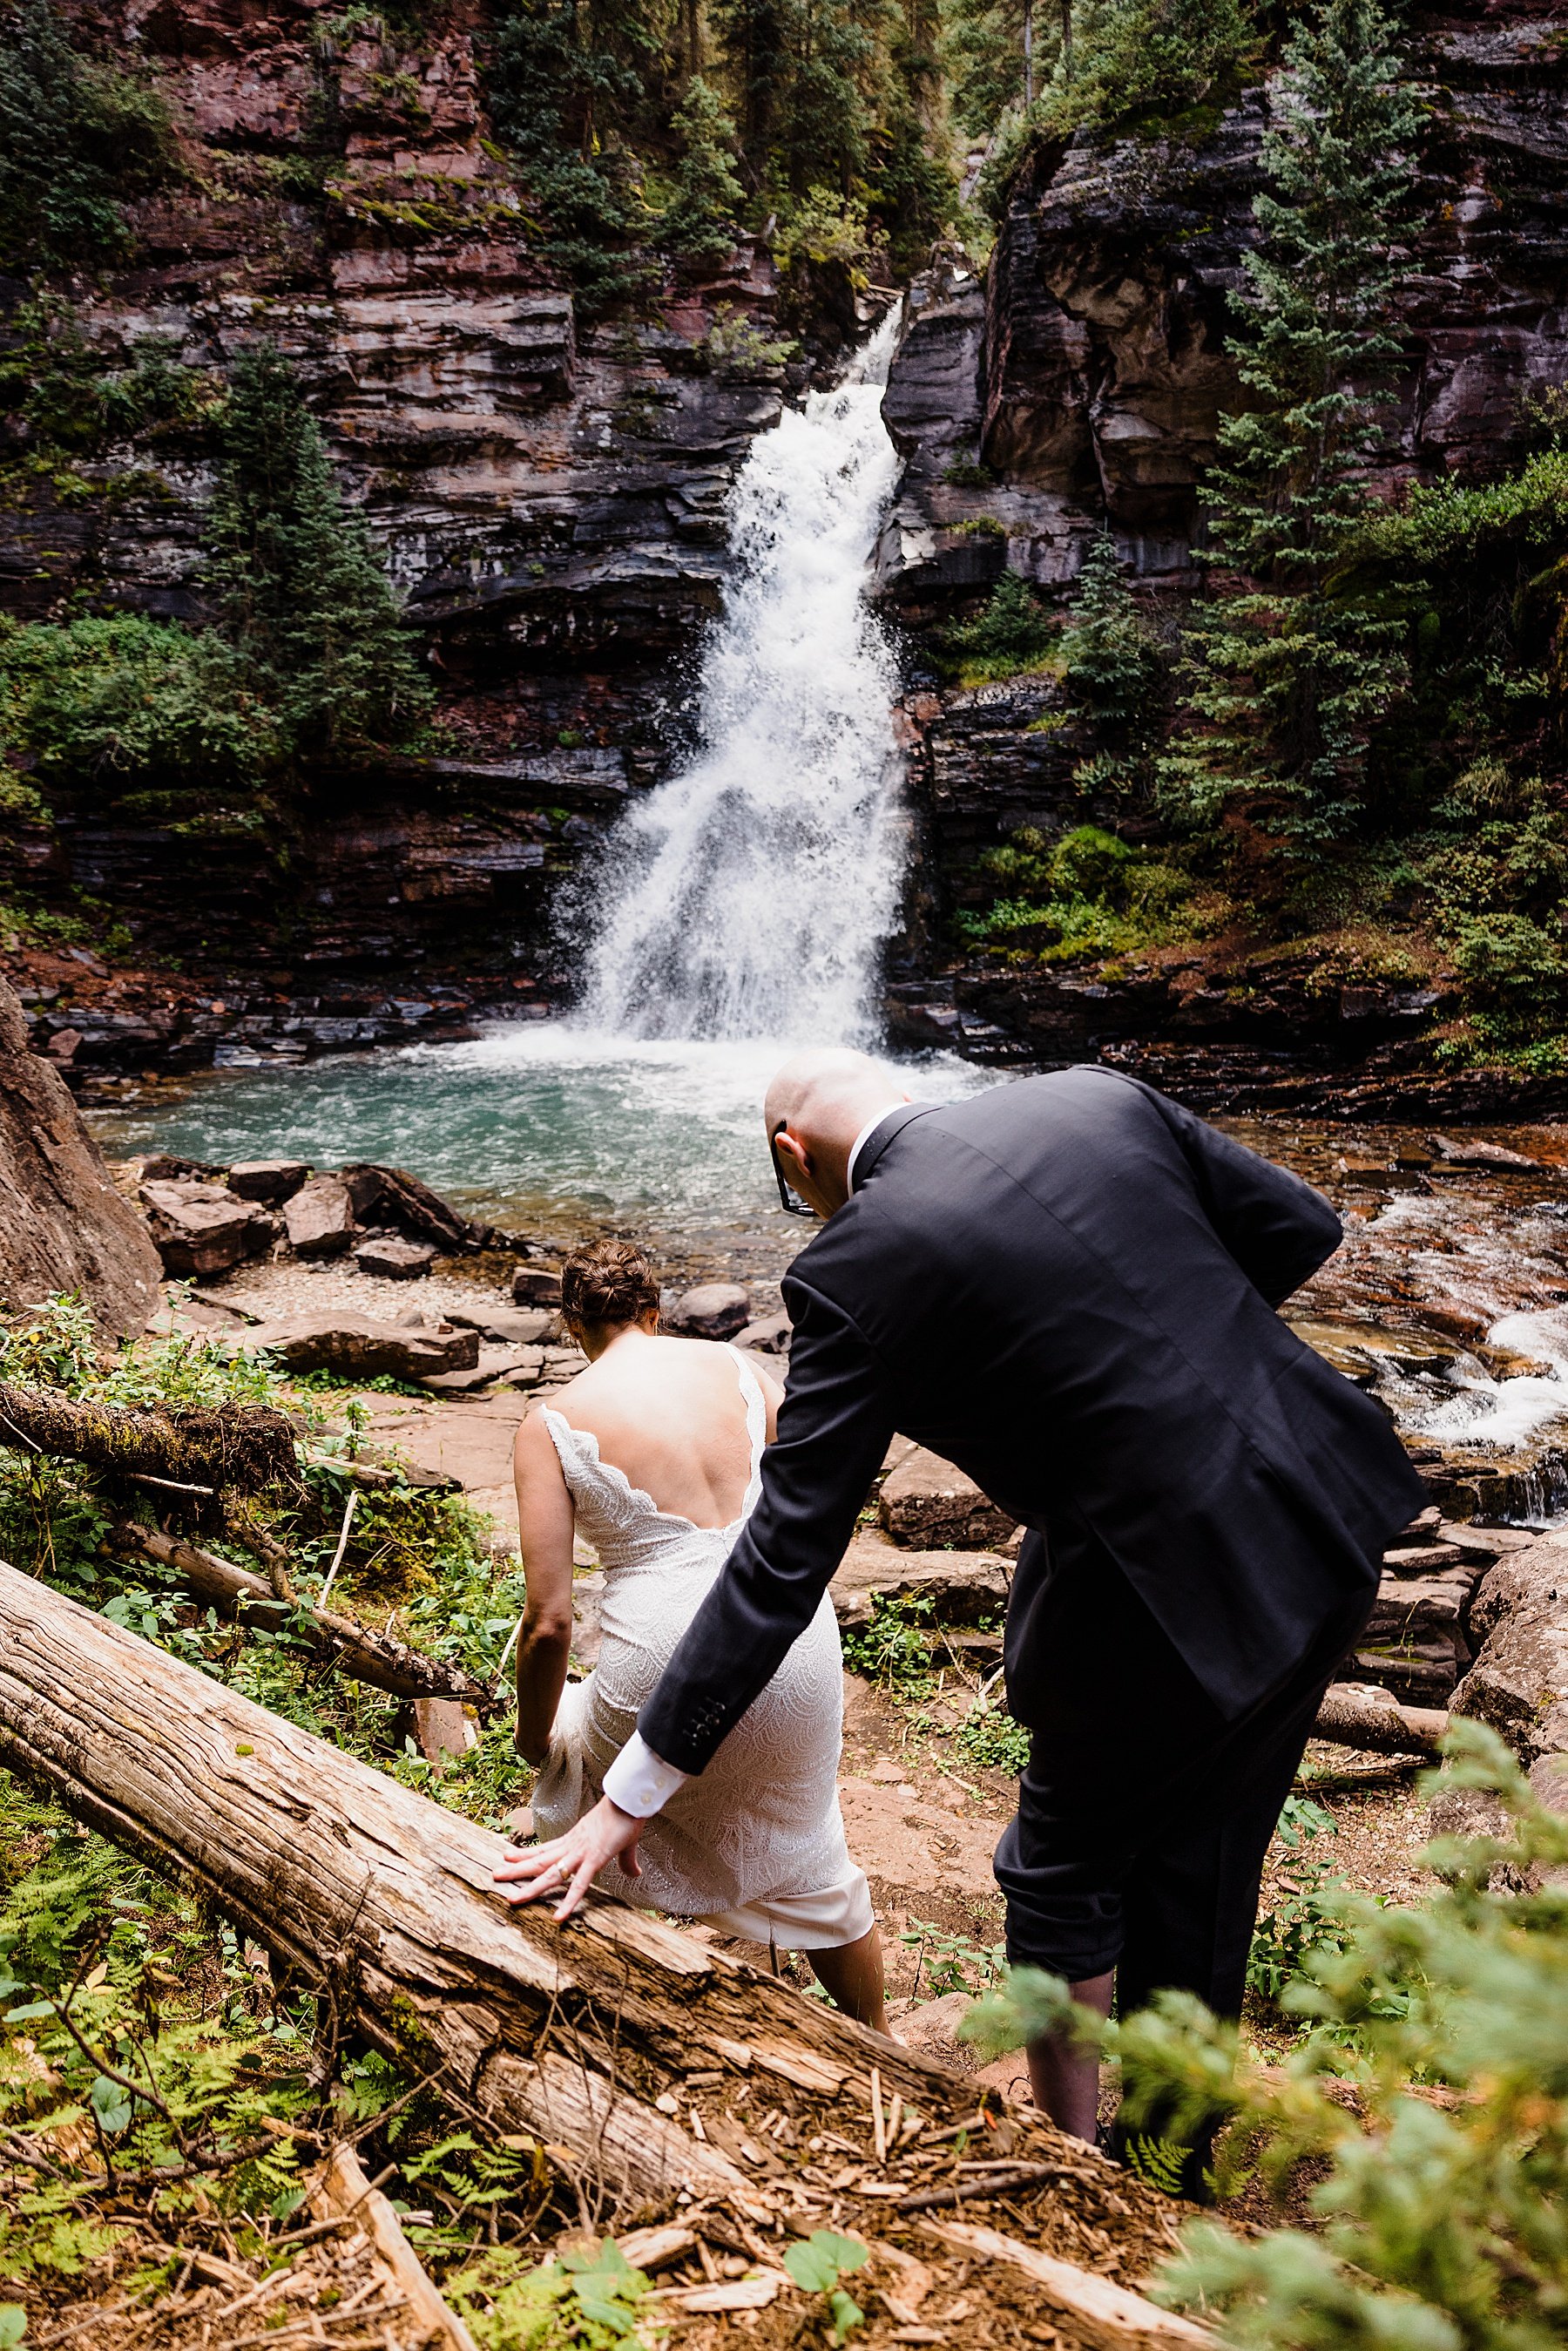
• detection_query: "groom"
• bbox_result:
[497,1052,1425,2142]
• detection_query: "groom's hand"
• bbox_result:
[491,1795,645,1922]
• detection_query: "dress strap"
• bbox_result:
[727,1346,768,1515]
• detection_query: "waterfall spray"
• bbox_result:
[577,316,906,1045]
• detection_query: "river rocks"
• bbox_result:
[228,1161,309,1203]
[513,1266,564,1307]
[832,1530,1010,1629]
[353,1236,437,1280]
[666,1284,751,1341]
[419,1345,543,1394]
[284,1177,357,1260]
[340,1164,477,1253]
[139,1179,273,1280]
[879,1447,1019,1550]
[447,1304,557,1345]
[233,1313,479,1383]
[0,977,162,1339]
[735,1310,791,1354]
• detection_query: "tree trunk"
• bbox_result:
[0,1558,1205,2325]
[0,1381,297,1496]
[108,1521,500,1714]
[1313,1680,1449,1757]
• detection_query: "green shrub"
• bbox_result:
[659,75,747,266]
[957,1696,1031,1775]
[961,822,1195,959]
[841,1591,936,1691]
[0,613,280,788]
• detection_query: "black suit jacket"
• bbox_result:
[639,1067,1426,1776]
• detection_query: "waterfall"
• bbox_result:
[576,315,906,1044]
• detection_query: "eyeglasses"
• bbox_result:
[770,1121,817,1217]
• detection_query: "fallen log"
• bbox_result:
[1312,1680,1450,1757]
[0,1554,1186,2313]
[109,1522,500,1715]
[0,1381,298,1495]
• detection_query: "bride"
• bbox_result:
[491,1237,888,2032]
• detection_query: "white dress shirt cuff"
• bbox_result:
[603,1731,690,1819]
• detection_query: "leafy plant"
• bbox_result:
[900,1918,1004,1998]
[841,1592,935,1692]
[0,0,180,268]
[783,2230,868,2345]
[960,822,1196,959]
[0,613,279,790]
[660,76,747,267]
[1247,1794,1349,2008]
[447,2235,654,2348]
[956,1695,1031,1774]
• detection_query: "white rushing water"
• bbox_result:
[576,315,906,1043]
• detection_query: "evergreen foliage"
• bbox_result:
[205,345,431,762]
[1058,532,1166,742]
[660,76,747,266]
[1160,0,1423,852]
[943,568,1058,682]
[0,0,179,269]
[487,0,657,309]
[488,0,956,304]
[962,1722,1568,2348]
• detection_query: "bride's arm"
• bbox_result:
[511,1411,577,1766]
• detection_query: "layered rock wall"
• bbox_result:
[3,0,797,988]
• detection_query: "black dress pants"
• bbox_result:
[992,1526,1375,2021]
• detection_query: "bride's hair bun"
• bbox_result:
[561,1237,661,1330]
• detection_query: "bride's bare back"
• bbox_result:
[544,1330,781,1528]
[510,1322,783,1765]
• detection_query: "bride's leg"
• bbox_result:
[806,1927,889,2036]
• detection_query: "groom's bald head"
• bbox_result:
[766,1048,909,1218]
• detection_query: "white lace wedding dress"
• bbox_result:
[530,1348,872,1950]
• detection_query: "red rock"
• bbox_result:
[880,1447,1018,1550]
[233,1312,478,1382]
[513,1265,564,1306]
[354,1236,437,1279]
[666,1283,751,1340]
[139,1179,272,1280]
[0,978,162,1338]
[284,1176,356,1258]
[228,1160,309,1203]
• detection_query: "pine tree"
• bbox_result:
[660,76,747,267]
[872,0,957,274]
[1059,532,1166,740]
[1161,0,1423,851]
[206,346,430,762]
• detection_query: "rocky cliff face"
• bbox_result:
[0,977,161,1336]
[875,0,1568,1094]
[3,0,801,999]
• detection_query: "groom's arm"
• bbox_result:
[628,1277,895,1780]
[1135,1080,1343,1309]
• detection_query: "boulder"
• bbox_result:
[339,1162,474,1251]
[233,1312,479,1382]
[666,1283,751,1341]
[1450,1535,1568,1802]
[447,1303,556,1345]
[227,1160,309,1203]
[879,1447,1019,1550]
[139,1179,273,1280]
[832,1529,1010,1629]
[354,1236,437,1280]
[285,1176,356,1258]
[420,1345,543,1393]
[513,1265,564,1307]
[734,1310,791,1354]
[0,977,162,1340]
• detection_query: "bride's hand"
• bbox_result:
[491,1796,645,1922]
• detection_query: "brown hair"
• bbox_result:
[560,1237,661,1331]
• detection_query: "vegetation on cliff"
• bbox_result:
[487,0,957,301]
[956,0,1568,1078]
[0,0,179,268]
